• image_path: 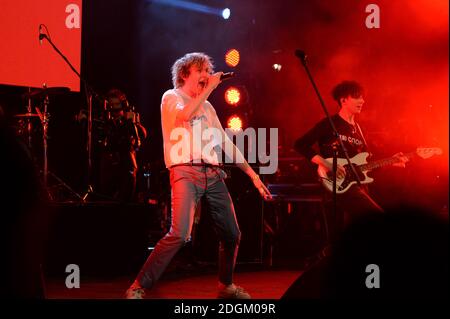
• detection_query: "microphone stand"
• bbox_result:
[295,50,362,240]
[40,31,104,202]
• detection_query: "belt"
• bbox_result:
[170,161,222,169]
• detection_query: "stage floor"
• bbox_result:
[45,269,302,299]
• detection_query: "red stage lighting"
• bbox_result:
[225,49,240,67]
[224,86,241,106]
[227,115,243,132]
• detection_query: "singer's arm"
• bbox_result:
[211,109,272,200]
[223,130,272,200]
[176,72,222,122]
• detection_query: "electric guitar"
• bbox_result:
[318,147,442,194]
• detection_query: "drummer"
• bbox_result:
[97,88,147,202]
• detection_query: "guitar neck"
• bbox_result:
[359,151,416,171]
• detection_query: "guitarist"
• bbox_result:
[294,80,409,229]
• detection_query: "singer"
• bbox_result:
[125,52,271,299]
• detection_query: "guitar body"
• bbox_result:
[318,152,373,194]
[317,147,442,194]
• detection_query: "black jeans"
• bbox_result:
[326,185,384,238]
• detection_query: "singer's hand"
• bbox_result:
[252,175,273,201]
[206,72,222,90]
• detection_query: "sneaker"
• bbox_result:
[218,284,251,299]
[125,286,146,299]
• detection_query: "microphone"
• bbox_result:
[39,25,45,45]
[220,72,235,81]
[294,49,307,65]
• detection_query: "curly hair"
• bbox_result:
[332,81,364,106]
[171,52,214,88]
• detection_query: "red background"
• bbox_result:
[0,0,82,91]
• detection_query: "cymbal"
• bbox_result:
[22,87,70,99]
[14,113,40,118]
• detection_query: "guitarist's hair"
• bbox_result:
[332,81,364,106]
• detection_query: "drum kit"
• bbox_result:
[15,85,83,202]
[12,81,158,204]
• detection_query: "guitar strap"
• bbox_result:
[355,122,370,153]
[354,122,374,191]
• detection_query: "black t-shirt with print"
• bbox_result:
[294,114,368,161]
